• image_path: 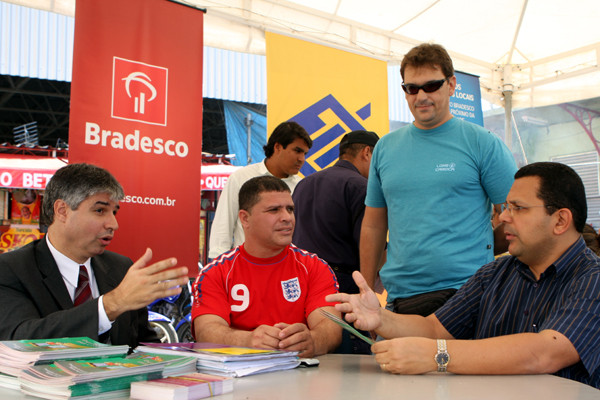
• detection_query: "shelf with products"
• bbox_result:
[0,188,45,254]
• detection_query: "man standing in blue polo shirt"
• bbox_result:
[361,43,517,315]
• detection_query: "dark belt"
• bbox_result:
[392,288,457,316]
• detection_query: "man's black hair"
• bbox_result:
[515,162,587,233]
[239,175,290,212]
[263,121,312,158]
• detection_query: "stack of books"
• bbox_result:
[0,336,201,399]
[19,352,198,399]
[130,372,233,400]
[0,337,129,390]
[136,342,300,377]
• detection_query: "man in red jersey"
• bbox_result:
[192,176,341,357]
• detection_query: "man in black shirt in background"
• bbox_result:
[292,130,380,354]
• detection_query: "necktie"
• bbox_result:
[74,265,92,306]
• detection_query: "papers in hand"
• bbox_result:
[319,309,374,345]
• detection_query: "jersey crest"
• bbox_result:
[281,277,301,302]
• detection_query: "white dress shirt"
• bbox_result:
[46,235,113,334]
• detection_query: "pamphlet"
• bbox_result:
[0,337,128,363]
[137,342,298,362]
[319,309,374,345]
[0,337,129,377]
[137,342,301,377]
[18,352,197,399]
[130,372,233,399]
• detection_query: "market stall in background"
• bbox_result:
[199,154,239,265]
[0,146,238,262]
[0,145,67,253]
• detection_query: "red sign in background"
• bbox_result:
[69,0,204,273]
[0,168,55,189]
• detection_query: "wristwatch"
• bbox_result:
[434,339,450,372]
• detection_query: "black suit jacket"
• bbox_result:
[0,239,157,347]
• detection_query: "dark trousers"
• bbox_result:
[332,268,359,295]
[332,269,372,355]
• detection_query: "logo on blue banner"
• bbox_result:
[290,94,372,176]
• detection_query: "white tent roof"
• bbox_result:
[203,0,600,110]
[8,0,600,109]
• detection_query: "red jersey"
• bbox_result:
[192,244,339,331]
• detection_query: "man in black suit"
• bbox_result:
[0,163,189,347]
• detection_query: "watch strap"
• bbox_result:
[435,339,449,372]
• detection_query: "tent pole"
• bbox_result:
[245,113,253,164]
[502,65,514,152]
[504,91,512,150]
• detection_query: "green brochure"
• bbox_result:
[320,309,374,345]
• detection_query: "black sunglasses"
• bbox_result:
[401,78,447,95]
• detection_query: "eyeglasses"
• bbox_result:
[401,78,447,95]
[501,202,554,216]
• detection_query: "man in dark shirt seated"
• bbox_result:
[328,162,600,388]
[292,130,380,294]
[0,163,189,347]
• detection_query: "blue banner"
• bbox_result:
[450,71,483,127]
[223,101,267,166]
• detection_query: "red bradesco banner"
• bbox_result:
[69,0,204,274]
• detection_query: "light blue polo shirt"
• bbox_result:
[367,118,517,300]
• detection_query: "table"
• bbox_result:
[0,354,597,399]
[219,354,600,400]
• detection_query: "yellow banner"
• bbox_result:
[266,32,389,176]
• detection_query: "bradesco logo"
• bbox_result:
[112,57,168,126]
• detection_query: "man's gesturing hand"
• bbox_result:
[325,271,382,331]
[103,248,189,321]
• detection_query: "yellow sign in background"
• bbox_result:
[266,32,389,176]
